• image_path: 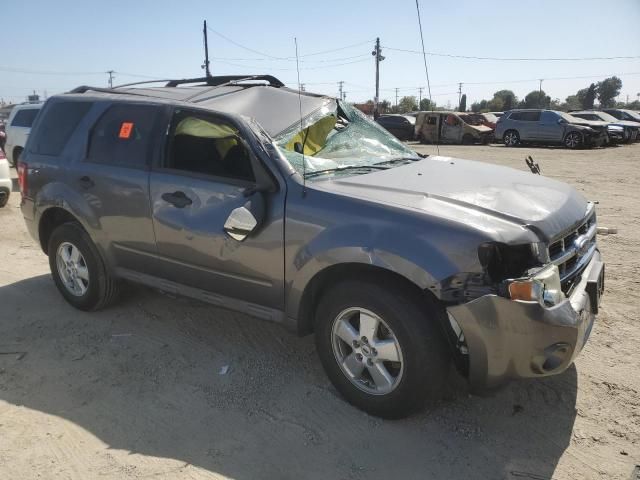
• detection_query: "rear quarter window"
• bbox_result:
[509,111,540,121]
[31,102,92,155]
[11,108,40,128]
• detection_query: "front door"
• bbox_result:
[538,111,563,141]
[149,108,285,311]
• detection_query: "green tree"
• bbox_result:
[458,94,467,112]
[419,98,435,110]
[489,90,517,112]
[521,90,551,108]
[596,76,622,108]
[582,82,596,110]
[564,94,582,111]
[379,100,391,114]
[397,96,418,113]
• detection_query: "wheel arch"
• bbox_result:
[38,206,84,254]
[294,262,444,337]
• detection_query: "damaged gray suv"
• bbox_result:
[18,75,605,418]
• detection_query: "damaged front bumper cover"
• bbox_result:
[447,251,604,390]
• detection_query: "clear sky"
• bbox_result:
[2,0,639,108]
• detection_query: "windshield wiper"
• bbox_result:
[374,157,422,166]
[304,165,388,178]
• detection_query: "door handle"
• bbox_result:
[78,176,95,189]
[161,191,193,208]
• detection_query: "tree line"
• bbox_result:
[370,76,637,114]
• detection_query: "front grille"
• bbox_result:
[548,207,597,294]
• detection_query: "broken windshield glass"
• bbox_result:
[273,100,420,177]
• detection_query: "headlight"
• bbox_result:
[508,264,564,306]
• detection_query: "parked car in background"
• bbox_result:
[375,114,415,140]
[495,109,608,149]
[489,111,504,118]
[415,111,493,144]
[571,110,639,143]
[18,75,605,418]
[0,148,11,207]
[602,108,640,125]
[478,112,498,129]
[5,103,43,166]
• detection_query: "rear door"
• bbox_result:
[149,107,285,311]
[514,111,541,140]
[69,101,168,271]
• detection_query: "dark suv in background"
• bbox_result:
[17,76,605,418]
[495,109,608,148]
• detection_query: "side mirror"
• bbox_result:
[557,118,567,124]
[224,193,265,241]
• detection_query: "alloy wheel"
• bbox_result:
[504,131,518,146]
[56,242,90,296]
[331,307,404,395]
[565,132,581,148]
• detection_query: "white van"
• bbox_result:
[5,103,43,166]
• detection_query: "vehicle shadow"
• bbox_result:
[0,274,578,479]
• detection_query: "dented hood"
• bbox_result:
[315,156,589,241]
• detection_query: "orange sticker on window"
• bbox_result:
[119,122,133,139]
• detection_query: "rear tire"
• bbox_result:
[503,130,520,147]
[48,222,120,311]
[314,280,448,419]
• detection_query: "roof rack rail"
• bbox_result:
[67,86,150,97]
[165,75,285,88]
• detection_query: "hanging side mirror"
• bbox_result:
[224,193,266,241]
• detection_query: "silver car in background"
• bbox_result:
[495,109,609,148]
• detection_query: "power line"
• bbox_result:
[383,46,640,61]
[206,27,373,61]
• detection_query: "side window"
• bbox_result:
[87,104,160,168]
[514,111,541,121]
[509,112,523,121]
[165,112,255,183]
[31,102,92,155]
[540,111,558,123]
[11,108,40,128]
[427,116,437,125]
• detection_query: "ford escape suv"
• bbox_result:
[18,76,605,418]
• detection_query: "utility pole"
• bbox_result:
[107,70,115,88]
[395,87,399,108]
[342,91,347,101]
[539,79,544,107]
[458,83,463,110]
[371,37,384,119]
[203,20,211,77]
[338,81,344,101]
[418,87,423,108]
[300,83,305,92]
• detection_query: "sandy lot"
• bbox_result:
[0,143,638,480]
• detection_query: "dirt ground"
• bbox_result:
[0,143,638,480]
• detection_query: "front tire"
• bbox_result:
[503,130,520,147]
[48,222,120,311]
[564,131,583,149]
[315,280,448,419]
[461,134,474,145]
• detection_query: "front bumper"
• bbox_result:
[585,131,607,147]
[447,250,604,390]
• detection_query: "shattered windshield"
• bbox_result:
[273,100,420,178]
